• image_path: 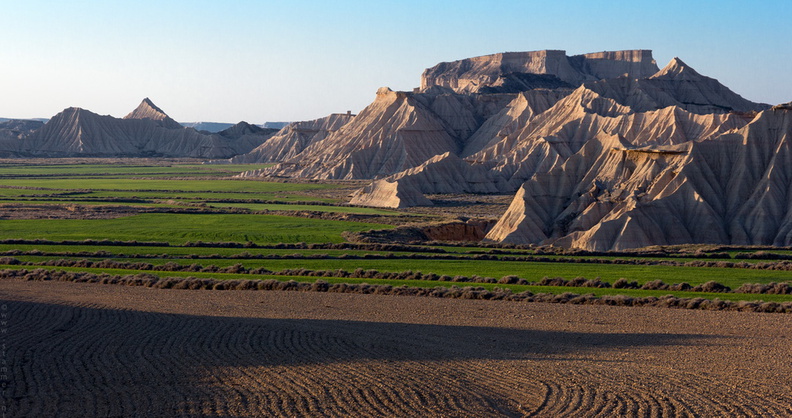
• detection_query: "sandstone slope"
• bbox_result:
[486,106,792,250]
[352,63,754,209]
[230,113,354,165]
[349,152,511,208]
[264,88,513,179]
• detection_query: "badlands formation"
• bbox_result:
[1,98,276,158]
[5,50,789,251]
[242,49,791,251]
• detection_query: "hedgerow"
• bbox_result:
[5,268,791,313]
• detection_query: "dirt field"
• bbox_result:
[3,280,792,417]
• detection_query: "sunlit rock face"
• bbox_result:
[322,49,790,250]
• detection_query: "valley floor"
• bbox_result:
[3,280,791,416]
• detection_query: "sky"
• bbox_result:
[2,0,791,123]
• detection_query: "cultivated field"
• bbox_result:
[2,159,792,416]
[3,280,792,416]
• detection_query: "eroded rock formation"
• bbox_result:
[264,88,513,179]
[335,49,787,250]
[486,106,792,250]
[6,99,274,158]
[420,50,659,93]
[230,113,354,165]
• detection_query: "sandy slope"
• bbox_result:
[2,280,791,417]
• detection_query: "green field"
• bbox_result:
[0,162,273,177]
[0,160,790,307]
[0,178,335,194]
[8,253,788,288]
[5,264,792,303]
[0,213,391,244]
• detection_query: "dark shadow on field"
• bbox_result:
[6,299,710,365]
[4,299,715,416]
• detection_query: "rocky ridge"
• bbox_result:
[421,49,660,93]
[4,99,275,158]
[229,113,355,165]
[301,49,789,250]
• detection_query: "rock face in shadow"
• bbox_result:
[216,121,277,140]
[8,99,274,158]
[420,50,660,93]
[230,113,355,165]
[0,119,45,157]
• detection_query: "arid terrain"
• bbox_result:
[3,280,791,417]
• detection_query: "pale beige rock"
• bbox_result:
[349,178,433,208]
[471,84,750,189]
[461,89,569,157]
[123,97,183,129]
[581,58,769,115]
[344,55,767,211]
[265,88,511,179]
[349,152,511,208]
[486,106,792,250]
[230,113,354,165]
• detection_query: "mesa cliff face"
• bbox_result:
[420,49,659,93]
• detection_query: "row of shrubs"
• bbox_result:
[8,246,792,272]
[0,238,443,253]
[3,256,791,295]
[5,268,790,313]
[5,237,792,261]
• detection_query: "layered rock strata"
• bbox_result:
[230,113,355,164]
[420,49,659,93]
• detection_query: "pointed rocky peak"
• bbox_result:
[123,98,182,129]
[650,57,704,81]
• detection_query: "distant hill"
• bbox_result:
[260,121,289,130]
[180,122,235,133]
[0,99,276,159]
[180,121,290,133]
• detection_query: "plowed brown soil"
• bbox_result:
[2,280,791,417]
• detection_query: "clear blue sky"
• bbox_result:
[2,0,790,123]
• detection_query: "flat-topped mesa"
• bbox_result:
[123,98,182,129]
[573,50,658,80]
[420,49,659,93]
